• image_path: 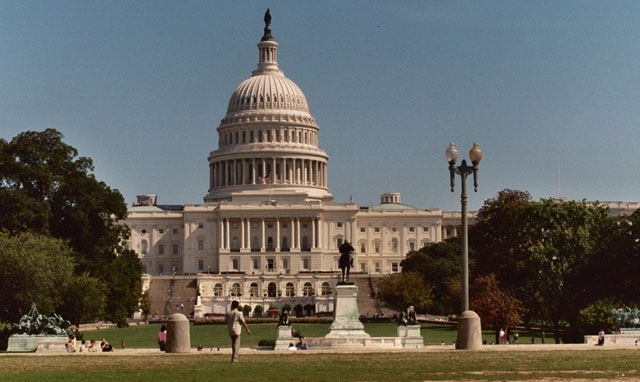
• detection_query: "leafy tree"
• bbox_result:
[470,273,524,332]
[401,238,462,315]
[58,273,107,326]
[253,305,264,317]
[243,305,252,317]
[0,129,141,325]
[139,291,151,324]
[576,298,620,336]
[0,231,75,323]
[377,272,434,313]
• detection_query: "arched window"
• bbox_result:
[231,283,241,297]
[392,238,399,252]
[250,283,259,297]
[359,240,366,253]
[286,282,295,297]
[321,282,331,296]
[268,282,277,297]
[141,240,148,255]
[213,283,223,297]
[303,282,313,296]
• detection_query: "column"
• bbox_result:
[225,219,230,250]
[251,159,256,184]
[296,218,301,251]
[261,158,266,179]
[219,219,224,251]
[287,159,293,184]
[303,160,307,184]
[312,218,316,250]
[240,218,245,250]
[317,217,322,250]
[231,160,236,185]
[247,219,251,249]
[291,218,296,249]
[261,218,266,252]
[272,158,277,183]
[243,159,248,185]
[276,217,281,251]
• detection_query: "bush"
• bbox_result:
[254,305,264,317]
[258,339,275,347]
[243,305,251,316]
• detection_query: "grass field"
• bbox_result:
[79,323,544,349]
[1,350,639,381]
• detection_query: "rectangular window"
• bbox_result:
[360,243,365,253]
[423,226,429,232]
[337,238,343,248]
[282,222,288,228]
[252,223,258,229]
[375,262,380,273]
[198,223,204,229]
[360,227,366,233]
[232,258,239,271]
[198,240,204,251]
[158,229,165,234]
[374,227,380,233]
[302,257,310,270]
[267,222,273,228]
[302,223,308,228]
[336,222,343,228]
[198,260,204,271]
[173,228,178,234]
[360,262,366,272]
[158,263,164,275]
[158,244,164,255]
[282,257,289,271]
[375,243,380,253]
[410,242,415,251]
[267,258,274,271]
[232,223,238,229]
[252,257,260,270]
[172,244,178,255]
[392,262,399,272]
[409,227,415,233]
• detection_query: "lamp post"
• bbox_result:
[446,141,483,349]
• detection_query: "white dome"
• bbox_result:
[226,73,310,115]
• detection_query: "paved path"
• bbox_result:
[3,343,639,356]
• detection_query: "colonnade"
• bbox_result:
[210,157,327,189]
[217,217,322,252]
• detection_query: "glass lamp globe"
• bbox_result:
[469,142,482,164]
[445,142,459,164]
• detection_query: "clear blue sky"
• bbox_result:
[2,1,639,211]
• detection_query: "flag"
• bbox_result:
[349,194,352,203]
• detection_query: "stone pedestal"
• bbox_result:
[326,284,370,339]
[7,335,68,352]
[455,310,482,350]
[274,325,295,350]
[166,313,190,353]
[397,325,424,349]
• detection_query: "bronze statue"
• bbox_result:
[264,9,271,27]
[338,241,354,283]
[278,308,291,326]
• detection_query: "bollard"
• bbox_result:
[166,313,191,353]
[455,310,482,350]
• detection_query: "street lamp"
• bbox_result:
[446,141,483,350]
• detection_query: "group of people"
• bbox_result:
[287,336,308,351]
[65,334,116,353]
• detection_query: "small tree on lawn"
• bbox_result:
[243,305,251,317]
[470,273,524,334]
[377,272,434,313]
[253,305,264,317]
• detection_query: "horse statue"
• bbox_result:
[338,241,354,284]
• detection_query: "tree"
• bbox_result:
[58,273,107,326]
[253,305,264,317]
[470,273,524,332]
[377,272,434,313]
[0,232,75,323]
[139,291,151,324]
[0,129,141,325]
[401,238,461,315]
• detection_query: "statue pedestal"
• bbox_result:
[274,325,295,350]
[7,335,68,352]
[397,325,424,348]
[326,284,370,339]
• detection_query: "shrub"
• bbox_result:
[254,305,264,317]
[243,305,251,316]
[258,339,275,347]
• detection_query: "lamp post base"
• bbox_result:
[455,310,482,350]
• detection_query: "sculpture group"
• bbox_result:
[612,307,640,329]
[13,303,71,336]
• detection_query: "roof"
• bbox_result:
[367,202,419,212]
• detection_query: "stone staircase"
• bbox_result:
[148,277,198,319]
[351,274,380,318]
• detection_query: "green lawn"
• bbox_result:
[2,350,640,381]
[81,322,545,349]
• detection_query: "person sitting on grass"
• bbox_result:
[295,336,308,350]
[65,334,77,353]
[100,337,114,352]
[88,339,98,352]
[287,343,297,351]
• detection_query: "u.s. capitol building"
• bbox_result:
[124,15,637,318]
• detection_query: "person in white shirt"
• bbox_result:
[225,300,251,362]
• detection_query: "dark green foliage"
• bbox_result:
[401,238,462,315]
[0,129,141,326]
[58,273,107,326]
[376,272,434,313]
[257,339,275,347]
[253,305,264,317]
[243,305,252,317]
[0,232,76,323]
